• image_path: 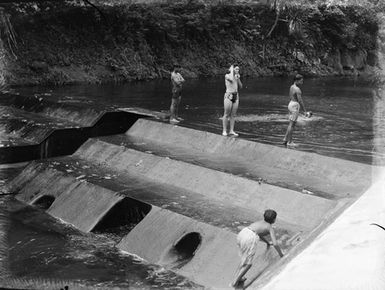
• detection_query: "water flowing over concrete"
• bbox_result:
[257,12,385,290]
[7,105,375,288]
[0,94,153,163]
[126,119,374,198]
[74,138,337,229]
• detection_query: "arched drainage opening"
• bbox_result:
[32,195,55,210]
[161,232,202,269]
[91,197,151,240]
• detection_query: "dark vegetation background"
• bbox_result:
[2,0,382,86]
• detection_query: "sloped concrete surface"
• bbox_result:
[11,162,124,232]
[6,111,378,289]
[75,138,337,230]
[0,106,77,144]
[119,206,281,288]
[8,156,292,289]
[259,173,385,290]
[8,158,300,236]
[126,119,374,198]
[48,182,124,233]
[0,94,157,163]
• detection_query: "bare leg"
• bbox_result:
[232,263,252,287]
[223,98,232,135]
[222,117,228,134]
[175,96,181,119]
[222,116,229,134]
[288,121,296,143]
[283,120,296,144]
[170,98,177,120]
[229,100,239,134]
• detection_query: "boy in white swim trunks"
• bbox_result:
[231,209,284,288]
[283,74,309,147]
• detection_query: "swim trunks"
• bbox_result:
[237,227,258,265]
[288,100,300,122]
[172,86,182,99]
[224,92,238,103]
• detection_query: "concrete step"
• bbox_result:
[0,94,154,163]
[9,159,291,289]
[118,206,281,289]
[9,158,302,236]
[0,105,79,144]
[73,138,337,230]
[123,118,374,199]
[8,161,123,232]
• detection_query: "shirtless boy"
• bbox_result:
[232,209,284,288]
[170,64,185,123]
[283,74,308,147]
[222,65,242,136]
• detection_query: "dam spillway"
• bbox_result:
[2,94,375,289]
[0,93,154,163]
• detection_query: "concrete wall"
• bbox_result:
[9,159,281,288]
[6,116,378,289]
[259,174,385,290]
[118,206,280,288]
[7,119,361,288]
[47,181,124,232]
[126,119,374,197]
[0,94,155,163]
[9,162,75,201]
[75,138,336,230]
[11,162,124,232]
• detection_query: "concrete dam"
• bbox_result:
[1,93,375,289]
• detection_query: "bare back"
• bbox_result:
[289,84,301,102]
[247,220,271,237]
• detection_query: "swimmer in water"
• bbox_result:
[283,74,309,147]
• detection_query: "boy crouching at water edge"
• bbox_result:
[232,209,284,289]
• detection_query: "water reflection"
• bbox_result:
[13,76,380,164]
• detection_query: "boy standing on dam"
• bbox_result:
[231,209,284,289]
[283,74,309,147]
[170,64,185,123]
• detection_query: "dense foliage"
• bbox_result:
[3,0,380,85]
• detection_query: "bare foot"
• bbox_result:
[231,277,246,288]
[235,280,245,289]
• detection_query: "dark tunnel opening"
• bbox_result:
[91,197,151,240]
[161,232,202,269]
[32,195,55,210]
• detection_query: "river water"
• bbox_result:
[1,76,382,289]
[15,76,381,164]
[0,194,202,289]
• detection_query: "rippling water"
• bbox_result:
[14,76,380,164]
[0,195,202,289]
[2,76,380,288]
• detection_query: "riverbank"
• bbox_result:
[2,1,381,86]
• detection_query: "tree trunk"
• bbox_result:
[266,0,280,39]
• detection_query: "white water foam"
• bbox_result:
[233,113,324,124]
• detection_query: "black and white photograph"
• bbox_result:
[0,0,384,289]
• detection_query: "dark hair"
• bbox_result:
[227,64,239,73]
[173,64,181,70]
[264,209,277,224]
[294,74,303,82]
